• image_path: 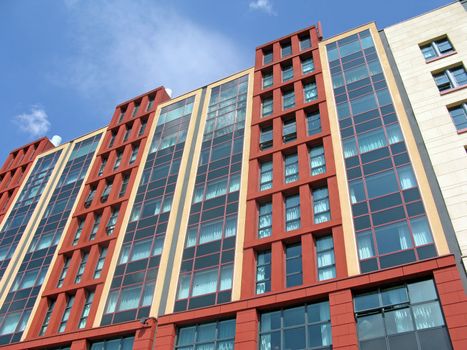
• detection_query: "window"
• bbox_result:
[316,236,336,281]
[304,82,318,102]
[313,187,330,224]
[285,194,300,231]
[300,35,311,50]
[260,161,273,191]
[281,42,292,57]
[256,250,271,294]
[263,72,273,88]
[113,151,123,170]
[286,243,302,287]
[310,146,325,176]
[106,208,119,234]
[176,320,235,350]
[354,280,450,350]
[259,302,332,350]
[448,103,467,130]
[84,187,96,208]
[260,126,273,150]
[282,119,297,143]
[282,65,294,82]
[78,291,94,329]
[132,102,140,117]
[40,300,56,336]
[57,257,71,288]
[101,182,112,203]
[420,37,454,60]
[301,57,314,75]
[108,131,117,148]
[262,97,273,117]
[147,96,155,111]
[58,295,74,333]
[138,120,147,137]
[117,108,126,123]
[263,49,273,65]
[89,214,101,240]
[258,202,273,238]
[433,65,467,91]
[283,90,295,110]
[119,174,130,197]
[72,219,84,246]
[129,145,139,164]
[123,125,131,142]
[75,252,89,284]
[94,247,107,278]
[98,158,107,176]
[284,153,299,183]
[90,336,134,350]
[307,111,321,135]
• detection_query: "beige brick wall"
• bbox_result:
[385,2,467,269]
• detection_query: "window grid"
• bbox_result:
[285,243,302,287]
[326,29,437,273]
[258,202,273,238]
[433,65,467,91]
[175,320,236,349]
[75,252,89,284]
[102,96,195,325]
[94,247,108,279]
[316,235,336,281]
[313,187,330,224]
[78,291,94,329]
[256,250,271,294]
[39,300,55,336]
[284,153,299,183]
[285,195,300,231]
[58,295,74,333]
[259,161,273,191]
[420,37,454,60]
[57,257,71,288]
[310,145,326,176]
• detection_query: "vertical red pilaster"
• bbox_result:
[235,309,259,350]
[329,289,358,350]
[154,323,176,350]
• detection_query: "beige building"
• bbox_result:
[384,1,467,271]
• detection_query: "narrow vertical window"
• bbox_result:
[117,108,126,123]
[304,82,318,102]
[310,145,326,175]
[98,157,107,176]
[316,235,336,281]
[132,102,140,117]
[78,291,94,329]
[89,214,101,241]
[94,247,107,279]
[138,120,147,136]
[106,208,119,235]
[113,151,123,170]
[262,97,273,117]
[282,65,294,82]
[256,250,271,294]
[300,35,311,50]
[285,194,300,231]
[72,219,84,246]
[263,72,273,88]
[282,119,297,143]
[75,252,89,284]
[286,243,302,287]
[307,111,321,135]
[123,125,131,142]
[146,96,155,111]
[281,42,292,57]
[284,153,299,183]
[39,300,55,336]
[57,257,71,288]
[84,187,96,208]
[263,49,273,65]
[119,174,130,197]
[301,57,314,75]
[258,202,273,238]
[260,126,273,150]
[129,144,139,164]
[313,187,330,224]
[58,295,75,333]
[260,161,273,191]
[108,131,117,148]
[100,181,112,203]
[283,90,295,110]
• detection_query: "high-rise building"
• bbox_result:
[0,2,466,349]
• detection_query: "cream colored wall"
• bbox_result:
[385,2,467,269]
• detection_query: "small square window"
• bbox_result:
[300,36,311,50]
[281,42,292,57]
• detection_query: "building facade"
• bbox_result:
[0,2,466,350]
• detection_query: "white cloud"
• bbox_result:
[53,0,249,103]
[14,107,51,137]
[249,0,276,15]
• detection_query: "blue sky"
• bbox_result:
[0,0,452,162]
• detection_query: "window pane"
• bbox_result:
[408,279,437,303]
[385,308,414,335]
[357,314,385,340]
[413,302,444,330]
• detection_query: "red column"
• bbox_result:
[329,289,358,350]
[71,339,88,350]
[434,266,467,350]
[133,318,157,349]
[154,324,176,350]
[235,309,258,349]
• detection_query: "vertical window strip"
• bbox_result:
[256,251,271,294]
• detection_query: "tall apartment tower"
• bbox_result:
[0,2,466,350]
